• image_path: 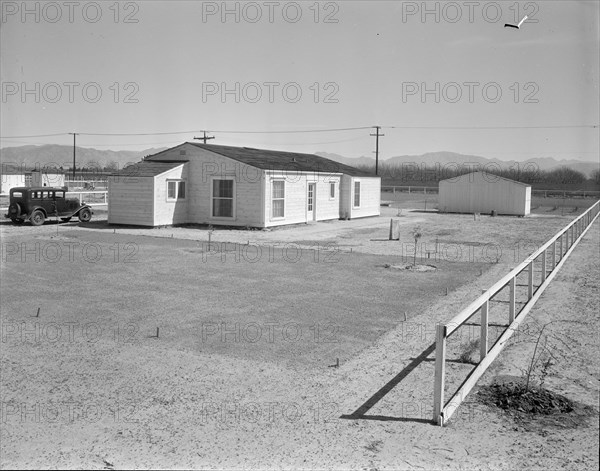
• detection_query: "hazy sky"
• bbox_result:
[1,0,599,162]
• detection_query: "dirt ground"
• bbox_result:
[1,205,598,469]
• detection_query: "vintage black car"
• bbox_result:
[5,187,93,226]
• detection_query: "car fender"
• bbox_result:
[71,205,94,217]
[29,206,48,219]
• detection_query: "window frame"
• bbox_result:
[353,180,361,208]
[329,182,336,200]
[166,179,186,202]
[271,179,285,219]
[210,177,235,219]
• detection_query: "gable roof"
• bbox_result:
[146,143,375,177]
[111,160,187,177]
[441,171,531,187]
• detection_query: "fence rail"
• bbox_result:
[381,186,600,198]
[69,190,108,207]
[432,200,600,426]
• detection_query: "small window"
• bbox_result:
[167,180,186,201]
[12,191,23,198]
[272,180,285,218]
[330,182,335,199]
[55,191,65,198]
[354,181,361,207]
[212,179,234,218]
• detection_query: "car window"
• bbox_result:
[41,191,49,199]
[12,191,23,198]
[30,191,39,199]
[55,191,65,198]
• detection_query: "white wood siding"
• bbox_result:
[108,175,154,226]
[264,172,341,227]
[31,171,64,188]
[340,176,381,219]
[148,144,263,227]
[439,172,530,216]
[153,165,188,226]
[0,174,25,194]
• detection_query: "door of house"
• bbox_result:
[307,183,316,221]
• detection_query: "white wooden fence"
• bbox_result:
[69,190,108,207]
[433,200,600,425]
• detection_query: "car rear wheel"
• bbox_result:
[10,217,24,225]
[61,217,72,222]
[78,208,92,222]
[30,210,46,226]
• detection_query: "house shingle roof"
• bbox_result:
[146,143,375,177]
[111,160,187,177]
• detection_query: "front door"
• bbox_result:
[307,183,316,221]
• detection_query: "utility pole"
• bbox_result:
[370,126,384,175]
[193,131,215,144]
[68,133,78,180]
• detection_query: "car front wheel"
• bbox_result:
[30,210,46,226]
[78,208,92,222]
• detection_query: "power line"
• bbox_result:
[383,125,599,130]
[0,124,597,140]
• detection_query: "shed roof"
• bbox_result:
[111,160,187,177]
[146,143,375,177]
[440,171,530,187]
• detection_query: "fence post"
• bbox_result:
[541,248,547,283]
[509,276,516,323]
[480,298,489,360]
[433,324,447,425]
[551,241,556,268]
[560,233,563,259]
[528,260,534,299]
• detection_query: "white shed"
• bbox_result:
[439,171,531,216]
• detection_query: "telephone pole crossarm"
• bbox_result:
[193,131,215,144]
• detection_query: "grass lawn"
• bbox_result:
[1,229,489,370]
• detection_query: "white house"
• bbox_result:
[108,143,381,227]
[439,171,531,216]
[0,167,65,194]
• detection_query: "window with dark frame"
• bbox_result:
[212,179,234,218]
[354,181,361,207]
[272,180,285,218]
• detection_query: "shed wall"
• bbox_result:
[108,175,154,226]
[439,173,530,216]
[154,165,188,226]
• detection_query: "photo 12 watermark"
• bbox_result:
[1,320,140,344]
[1,401,139,423]
[199,242,340,264]
[199,400,340,427]
[2,81,140,104]
[401,1,539,24]
[1,242,139,264]
[201,81,340,104]
[199,321,340,344]
[401,81,540,104]
[200,1,340,24]
[1,1,140,24]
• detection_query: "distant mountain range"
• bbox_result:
[0,145,597,177]
[0,145,166,171]
[316,151,599,177]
